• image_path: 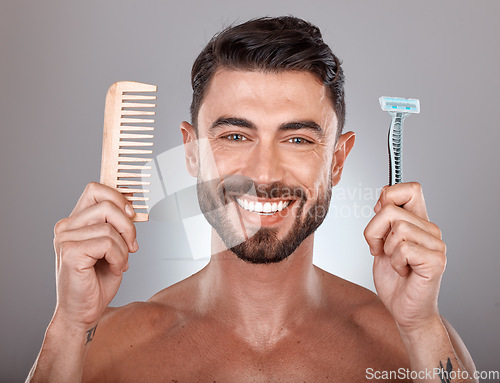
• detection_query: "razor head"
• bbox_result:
[379,96,420,114]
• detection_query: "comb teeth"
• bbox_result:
[117,188,151,193]
[125,196,150,201]
[120,117,155,124]
[121,94,156,101]
[121,110,156,116]
[121,102,156,108]
[100,81,157,222]
[117,157,152,163]
[119,141,154,147]
[117,164,152,170]
[120,133,154,139]
[117,172,152,178]
[119,126,154,131]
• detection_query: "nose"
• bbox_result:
[244,138,284,185]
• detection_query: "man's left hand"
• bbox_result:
[364,182,447,332]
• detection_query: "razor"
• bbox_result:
[379,96,420,185]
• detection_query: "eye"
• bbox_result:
[288,137,312,145]
[223,133,247,141]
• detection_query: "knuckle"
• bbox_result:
[363,223,373,241]
[440,241,447,254]
[380,186,391,203]
[128,221,137,238]
[85,181,100,194]
[429,222,442,239]
[435,225,442,239]
[121,219,136,238]
[100,222,115,237]
[409,181,422,193]
[99,199,114,210]
[392,219,406,232]
[434,251,447,273]
[382,239,392,256]
[54,218,68,236]
[390,252,403,266]
[389,220,405,241]
[380,203,396,216]
[441,253,447,271]
[379,189,387,203]
[101,236,115,249]
[396,240,412,254]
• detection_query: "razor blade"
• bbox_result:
[379,97,420,114]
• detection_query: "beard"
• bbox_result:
[196,173,332,264]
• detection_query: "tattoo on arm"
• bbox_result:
[85,324,98,345]
[438,358,453,383]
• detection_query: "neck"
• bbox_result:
[196,229,323,347]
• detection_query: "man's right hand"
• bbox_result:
[27,182,139,382]
[52,182,138,330]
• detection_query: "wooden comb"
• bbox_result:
[100,81,157,222]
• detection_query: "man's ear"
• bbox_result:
[331,131,355,187]
[180,121,199,177]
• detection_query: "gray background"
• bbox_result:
[1,0,499,381]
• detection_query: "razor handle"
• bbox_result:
[388,112,405,186]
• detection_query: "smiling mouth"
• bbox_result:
[235,197,292,215]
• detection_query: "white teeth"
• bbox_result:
[278,201,283,211]
[235,198,291,215]
[255,202,263,212]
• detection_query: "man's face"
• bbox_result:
[187,69,342,264]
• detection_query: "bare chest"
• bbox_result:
[94,321,409,382]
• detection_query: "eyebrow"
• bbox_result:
[210,117,325,137]
[210,117,255,130]
[278,121,324,137]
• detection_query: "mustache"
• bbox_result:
[222,175,308,202]
[198,174,308,205]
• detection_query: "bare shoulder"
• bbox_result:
[82,301,172,381]
[316,265,385,313]
[316,266,407,353]
[83,276,198,381]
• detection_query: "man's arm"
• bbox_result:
[26,182,138,382]
[364,182,477,382]
[398,316,477,382]
[26,316,97,382]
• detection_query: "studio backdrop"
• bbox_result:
[1,0,499,381]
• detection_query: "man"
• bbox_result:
[28,16,477,382]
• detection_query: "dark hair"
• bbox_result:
[190,16,346,140]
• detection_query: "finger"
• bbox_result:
[376,182,428,220]
[59,236,128,277]
[71,182,136,219]
[390,241,447,280]
[383,220,446,257]
[364,204,441,256]
[57,200,137,252]
[55,223,131,257]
